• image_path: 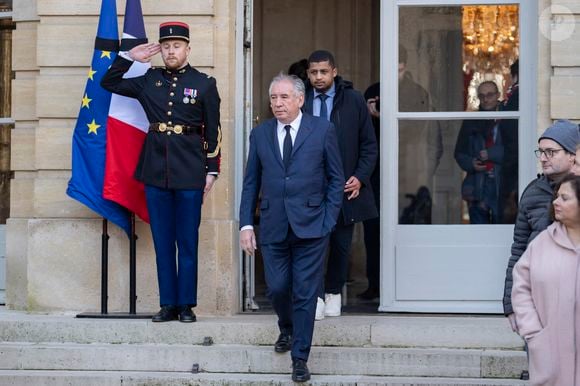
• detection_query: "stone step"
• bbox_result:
[0,309,524,349]
[0,342,526,378]
[0,370,529,386]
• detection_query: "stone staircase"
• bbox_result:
[0,308,528,385]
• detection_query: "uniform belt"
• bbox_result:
[149,123,202,135]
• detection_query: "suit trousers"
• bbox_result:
[261,226,329,361]
[362,216,380,291]
[145,185,203,307]
[320,217,355,296]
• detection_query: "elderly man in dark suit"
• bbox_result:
[239,73,344,382]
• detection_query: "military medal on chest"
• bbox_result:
[183,88,198,105]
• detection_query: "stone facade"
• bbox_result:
[5,0,578,315]
[7,0,239,315]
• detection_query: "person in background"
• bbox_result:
[503,120,580,331]
[574,143,580,176]
[288,58,309,85]
[397,44,443,223]
[303,49,378,319]
[454,81,503,224]
[359,81,381,300]
[512,173,580,386]
[498,59,520,223]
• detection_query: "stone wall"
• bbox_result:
[7,0,239,315]
[549,1,580,124]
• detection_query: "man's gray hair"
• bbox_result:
[268,72,305,97]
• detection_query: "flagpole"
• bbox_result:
[129,212,137,314]
[101,218,110,314]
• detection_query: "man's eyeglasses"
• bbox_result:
[534,148,565,158]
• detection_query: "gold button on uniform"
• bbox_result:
[167,111,172,116]
[172,83,177,87]
[168,101,173,106]
[173,77,178,81]
[170,92,175,97]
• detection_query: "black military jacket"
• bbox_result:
[101,56,221,190]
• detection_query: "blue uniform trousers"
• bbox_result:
[261,227,329,361]
[145,185,203,307]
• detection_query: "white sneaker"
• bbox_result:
[324,293,341,317]
[315,297,325,320]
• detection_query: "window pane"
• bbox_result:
[398,119,518,225]
[398,5,519,113]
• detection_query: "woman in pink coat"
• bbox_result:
[512,174,580,386]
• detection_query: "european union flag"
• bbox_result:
[66,0,131,235]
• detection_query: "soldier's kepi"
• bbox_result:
[159,21,189,43]
[100,20,222,323]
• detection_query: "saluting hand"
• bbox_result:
[344,176,361,200]
[128,42,161,63]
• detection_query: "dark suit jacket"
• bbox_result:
[239,113,345,244]
[304,76,378,224]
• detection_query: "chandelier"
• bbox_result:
[462,5,519,74]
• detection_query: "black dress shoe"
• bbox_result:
[152,306,178,322]
[274,333,292,353]
[357,287,380,300]
[292,358,311,382]
[179,306,196,323]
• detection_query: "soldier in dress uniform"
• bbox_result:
[101,21,222,323]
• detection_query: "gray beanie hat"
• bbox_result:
[539,119,580,154]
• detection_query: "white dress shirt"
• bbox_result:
[241,112,303,233]
[276,112,302,158]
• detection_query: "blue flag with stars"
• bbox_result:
[66,0,131,235]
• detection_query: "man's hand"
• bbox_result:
[507,313,519,333]
[128,42,161,63]
[473,159,487,172]
[204,175,217,200]
[366,97,380,118]
[344,176,362,200]
[240,229,257,256]
[479,149,489,161]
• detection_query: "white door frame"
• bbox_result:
[235,0,261,311]
[379,0,538,312]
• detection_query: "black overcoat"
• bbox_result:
[304,76,378,224]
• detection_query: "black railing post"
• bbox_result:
[129,213,137,314]
[101,218,109,314]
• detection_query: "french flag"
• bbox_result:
[103,0,149,223]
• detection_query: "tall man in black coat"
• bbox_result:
[304,50,378,319]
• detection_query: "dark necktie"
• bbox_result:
[318,93,328,120]
[283,125,292,169]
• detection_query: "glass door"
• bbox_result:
[380,0,537,313]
